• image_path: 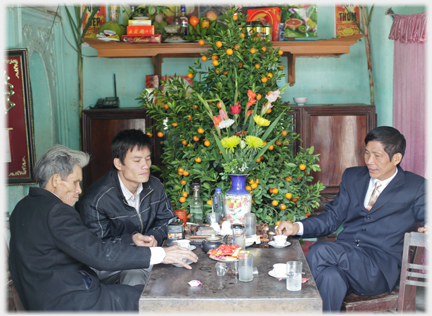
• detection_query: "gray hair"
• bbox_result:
[34,145,90,188]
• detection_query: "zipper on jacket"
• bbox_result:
[123,188,154,234]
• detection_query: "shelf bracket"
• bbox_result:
[152,55,164,78]
[287,53,296,86]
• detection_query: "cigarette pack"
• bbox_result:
[126,26,155,35]
[128,19,152,26]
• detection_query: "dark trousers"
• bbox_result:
[306,241,388,312]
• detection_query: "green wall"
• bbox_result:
[4,3,427,215]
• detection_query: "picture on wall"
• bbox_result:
[5,48,36,185]
[335,4,361,38]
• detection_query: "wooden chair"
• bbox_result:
[341,231,427,312]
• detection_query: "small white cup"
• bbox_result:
[273,263,287,277]
[176,239,190,249]
[274,235,287,246]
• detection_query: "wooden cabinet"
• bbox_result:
[81,108,161,191]
[290,104,376,210]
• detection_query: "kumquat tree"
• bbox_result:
[138,6,325,224]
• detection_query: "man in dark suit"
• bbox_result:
[8,145,197,311]
[276,126,426,312]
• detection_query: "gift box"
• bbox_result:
[128,19,152,26]
[126,26,155,35]
[247,7,281,41]
[122,34,162,43]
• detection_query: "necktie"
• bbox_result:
[366,181,382,211]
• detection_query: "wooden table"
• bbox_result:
[139,238,322,313]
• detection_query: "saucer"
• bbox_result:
[268,270,287,279]
[172,259,193,267]
[269,241,291,248]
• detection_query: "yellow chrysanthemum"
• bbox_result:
[221,136,241,152]
[245,136,264,149]
[254,115,271,126]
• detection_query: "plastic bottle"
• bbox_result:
[190,183,203,224]
[213,188,224,221]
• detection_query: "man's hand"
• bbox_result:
[418,224,428,235]
[163,245,199,269]
[275,221,300,236]
[133,233,158,247]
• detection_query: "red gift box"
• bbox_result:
[126,26,155,35]
[247,7,281,41]
[122,34,162,44]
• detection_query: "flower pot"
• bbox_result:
[224,174,251,224]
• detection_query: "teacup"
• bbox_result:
[176,239,190,249]
[273,263,286,277]
[273,235,287,246]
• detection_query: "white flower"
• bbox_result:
[218,119,235,129]
[240,140,246,149]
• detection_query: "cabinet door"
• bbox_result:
[291,105,376,207]
[81,108,160,191]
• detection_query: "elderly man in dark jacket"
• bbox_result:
[8,145,197,311]
[77,129,176,286]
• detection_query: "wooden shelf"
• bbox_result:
[83,35,364,85]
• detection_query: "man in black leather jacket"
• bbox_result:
[77,129,176,286]
[9,145,197,311]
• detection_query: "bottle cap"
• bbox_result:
[215,188,222,193]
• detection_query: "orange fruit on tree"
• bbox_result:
[255,63,260,69]
[278,49,283,55]
[212,60,219,66]
[292,198,298,202]
[281,130,287,136]
[193,136,199,141]
[266,109,272,114]
[198,128,204,134]
[157,132,164,138]
[267,73,273,79]
[239,33,244,38]
[211,55,219,60]
[250,48,257,54]
[182,192,188,198]
[207,200,212,205]
[262,47,267,52]
[234,44,240,50]
[202,20,210,29]
[223,71,228,75]
[246,186,252,191]
[257,94,262,100]
[261,77,268,83]
[297,176,302,180]
[217,102,223,108]
[172,122,178,127]
[198,39,205,45]
[299,164,306,170]
[190,16,199,27]
[251,183,258,189]
[276,140,282,145]
[201,56,207,61]
[255,157,261,163]
[178,168,184,173]
[273,188,279,194]
[272,200,279,206]
[204,140,210,147]
[186,115,192,121]
[163,103,169,109]
[182,140,187,146]
[285,193,292,199]
[187,214,191,219]
[192,104,198,109]
[239,63,243,68]
[187,73,193,79]
[280,204,286,210]
[286,176,292,181]
[183,171,190,176]
[195,157,202,163]
[180,180,186,185]
[226,48,233,55]
[276,221,281,226]
[255,179,259,183]
[233,14,238,21]
[279,64,284,70]
[179,197,186,203]
[216,41,223,48]
[269,188,274,193]
[146,132,152,137]
[268,144,274,150]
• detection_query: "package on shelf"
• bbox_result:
[126,25,155,35]
[122,34,162,43]
[128,19,152,26]
[246,7,281,41]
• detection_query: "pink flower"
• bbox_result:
[265,89,281,104]
[219,109,228,120]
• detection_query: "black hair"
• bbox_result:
[111,129,153,165]
[365,126,406,164]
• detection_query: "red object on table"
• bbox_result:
[174,210,187,227]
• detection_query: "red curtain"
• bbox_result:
[389,12,427,177]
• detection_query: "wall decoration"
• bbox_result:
[335,4,361,38]
[82,4,107,38]
[5,49,36,185]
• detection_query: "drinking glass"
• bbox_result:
[215,262,228,276]
[245,213,256,236]
[286,261,302,291]
[238,251,253,282]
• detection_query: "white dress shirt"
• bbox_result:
[118,174,166,265]
[295,168,398,236]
